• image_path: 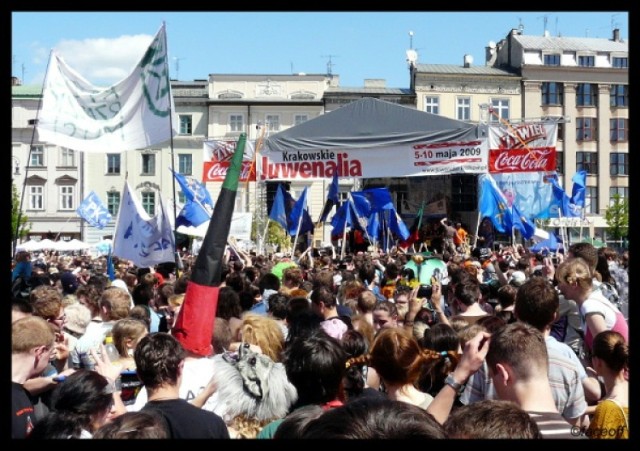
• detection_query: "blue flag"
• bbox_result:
[288,187,314,236]
[549,176,581,218]
[170,168,215,211]
[362,187,394,211]
[176,199,211,228]
[511,204,535,240]
[269,184,289,230]
[478,174,512,233]
[106,250,116,281]
[570,170,587,208]
[318,172,340,223]
[386,208,410,241]
[331,199,353,237]
[76,191,112,229]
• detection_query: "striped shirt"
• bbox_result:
[528,411,583,439]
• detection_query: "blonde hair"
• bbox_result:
[12,316,55,353]
[100,287,132,320]
[168,293,185,309]
[240,314,285,362]
[111,318,148,357]
[556,258,593,291]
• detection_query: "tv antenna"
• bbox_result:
[173,56,185,80]
[321,55,338,76]
[611,13,620,31]
[409,30,414,49]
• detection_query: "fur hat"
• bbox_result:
[212,343,297,423]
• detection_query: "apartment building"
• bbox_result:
[493,27,628,240]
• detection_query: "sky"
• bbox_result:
[11,11,629,88]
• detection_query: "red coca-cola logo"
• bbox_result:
[203,161,255,181]
[489,147,556,173]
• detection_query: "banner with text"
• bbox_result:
[488,122,557,173]
[202,139,256,182]
[257,139,488,180]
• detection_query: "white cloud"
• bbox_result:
[55,33,154,86]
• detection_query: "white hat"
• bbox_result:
[509,271,526,287]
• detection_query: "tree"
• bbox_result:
[604,193,628,241]
[12,182,30,243]
[252,220,292,253]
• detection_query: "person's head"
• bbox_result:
[282,267,304,289]
[284,309,324,345]
[212,317,232,354]
[514,277,559,331]
[75,284,101,318]
[272,404,324,439]
[12,299,33,323]
[356,290,377,314]
[100,286,132,321]
[351,314,376,347]
[340,329,370,399]
[111,318,149,359]
[30,285,66,331]
[452,277,481,310]
[311,269,335,292]
[258,272,281,294]
[28,369,114,438]
[486,322,549,399]
[310,285,338,316]
[496,284,518,310]
[369,327,457,388]
[93,411,170,439]
[555,257,593,302]
[283,329,347,408]
[60,271,79,296]
[372,300,399,332]
[568,242,598,272]
[12,316,56,378]
[239,314,285,362]
[444,399,542,439]
[216,286,243,320]
[419,323,460,394]
[591,330,628,375]
[301,398,446,439]
[134,333,186,390]
[393,284,412,320]
[267,292,290,320]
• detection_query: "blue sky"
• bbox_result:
[12,11,629,88]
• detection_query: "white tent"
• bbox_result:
[37,239,57,250]
[55,239,91,252]
[15,239,41,252]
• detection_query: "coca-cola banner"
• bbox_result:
[492,171,557,219]
[255,139,488,181]
[488,123,557,173]
[202,139,256,182]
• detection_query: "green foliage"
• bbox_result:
[252,220,292,252]
[11,182,30,242]
[604,193,628,240]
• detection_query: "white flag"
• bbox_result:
[113,181,175,267]
[36,23,177,152]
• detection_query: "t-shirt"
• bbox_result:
[527,411,583,439]
[12,383,35,439]
[142,399,229,439]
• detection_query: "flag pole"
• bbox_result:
[163,21,181,277]
[54,216,75,241]
[341,222,348,260]
[13,50,54,259]
[292,203,304,256]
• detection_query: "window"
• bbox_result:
[456,97,471,121]
[141,192,155,216]
[229,114,243,132]
[609,187,628,206]
[612,57,628,68]
[585,186,598,215]
[610,119,628,142]
[556,152,564,174]
[576,118,596,141]
[425,96,439,115]
[543,54,560,66]
[179,115,192,135]
[178,154,192,175]
[578,55,595,67]
[60,148,75,167]
[60,186,74,210]
[557,122,564,141]
[29,185,44,210]
[266,115,280,132]
[451,174,477,212]
[610,85,628,107]
[294,114,309,126]
[541,82,563,105]
[576,83,597,107]
[610,153,628,176]
[489,99,509,123]
[30,145,44,167]
[576,152,598,175]
[107,154,121,174]
[107,192,120,216]
[142,154,156,176]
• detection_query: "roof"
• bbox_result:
[12,85,43,97]
[414,64,519,77]
[513,34,628,53]
[325,87,413,95]
[264,97,478,151]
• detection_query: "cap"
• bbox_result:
[509,271,526,287]
[60,271,79,294]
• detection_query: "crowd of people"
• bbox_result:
[11,228,629,439]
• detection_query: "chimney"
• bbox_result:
[613,28,620,42]
[11,76,21,86]
[463,54,473,68]
[485,41,497,66]
[364,79,386,88]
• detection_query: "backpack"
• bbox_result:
[11,276,30,300]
